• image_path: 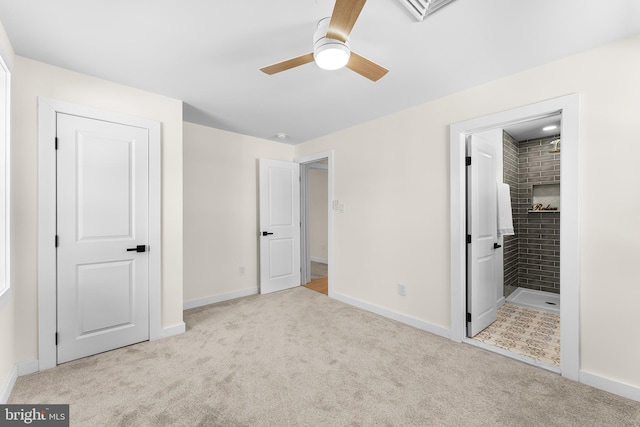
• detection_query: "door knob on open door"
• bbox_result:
[261,231,274,236]
[127,245,147,252]
[493,243,502,249]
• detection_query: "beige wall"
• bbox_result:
[12,57,184,363]
[309,168,328,261]
[0,19,14,401]
[183,122,293,304]
[295,34,640,389]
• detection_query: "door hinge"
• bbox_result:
[55,235,59,247]
[466,235,471,244]
[55,332,58,346]
[466,313,471,323]
[55,137,59,150]
[466,156,471,166]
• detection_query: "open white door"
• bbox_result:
[467,133,499,337]
[57,113,150,363]
[259,159,301,294]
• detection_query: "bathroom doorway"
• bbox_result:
[449,94,580,381]
[468,116,562,370]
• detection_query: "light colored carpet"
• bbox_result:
[9,287,640,426]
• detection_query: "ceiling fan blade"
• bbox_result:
[260,53,315,75]
[326,0,368,42]
[346,52,388,82]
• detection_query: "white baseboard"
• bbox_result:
[497,296,505,308]
[580,370,640,402]
[310,257,328,264]
[0,364,17,404]
[17,360,39,376]
[157,322,186,340]
[183,287,258,310]
[332,291,450,339]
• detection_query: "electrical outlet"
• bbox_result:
[239,266,245,276]
[398,283,406,296]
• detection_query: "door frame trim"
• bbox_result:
[296,150,334,297]
[449,94,580,380]
[37,97,162,370]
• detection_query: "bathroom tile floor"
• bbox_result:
[473,303,560,366]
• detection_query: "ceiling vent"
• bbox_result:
[397,0,457,22]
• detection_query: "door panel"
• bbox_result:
[77,134,133,239]
[259,159,300,294]
[77,261,133,334]
[57,113,149,363]
[269,238,295,278]
[268,167,294,226]
[467,133,498,337]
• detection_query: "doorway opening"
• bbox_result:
[467,117,562,371]
[301,159,329,295]
[298,151,334,298]
[450,94,580,381]
[258,152,333,296]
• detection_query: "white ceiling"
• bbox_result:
[503,115,561,141]
[0,0,638,144]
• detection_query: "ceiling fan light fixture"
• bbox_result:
[260,9,388,82]
[313,17,350,71]
[314,42,350,70]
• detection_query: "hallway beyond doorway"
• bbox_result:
[305,261,328,295]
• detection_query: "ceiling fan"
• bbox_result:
[260,0,388,82]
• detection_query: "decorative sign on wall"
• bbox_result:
[530,183,560,212]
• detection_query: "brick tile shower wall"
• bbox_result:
[502,131,519,298]
[503,132,561,296]
[515,135,561,294]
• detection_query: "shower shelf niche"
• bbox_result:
[528,183,560,213]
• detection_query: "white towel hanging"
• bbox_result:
[497,183,515,237]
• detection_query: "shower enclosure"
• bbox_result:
[502,130,561,313]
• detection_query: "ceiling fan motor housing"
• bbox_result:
[313,17,350,70]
